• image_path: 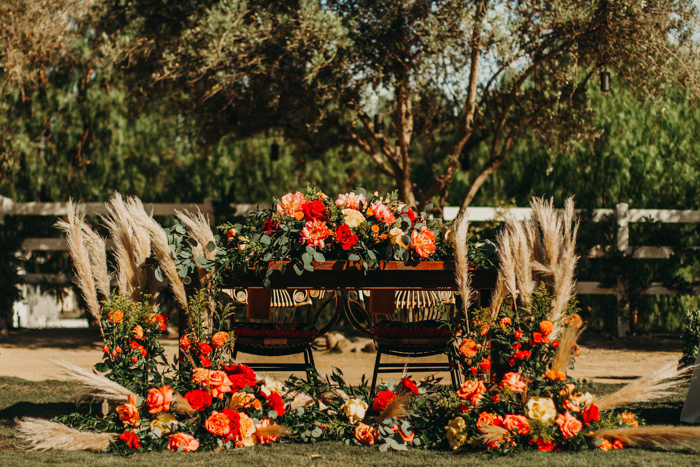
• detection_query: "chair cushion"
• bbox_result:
[372,320,452,338]
[232,322,319,338]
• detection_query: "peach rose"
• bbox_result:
[458,339,477,358]
[300,219,331,248]
[146,385,173,414]
[410,226,436,259]
[108,309,123,324]
[502,414,530,435]
[342,209,366,229]
[116,398,140,426]
[500,372,527,393]
[276,192,307,219]
[255,418,279,444]
[238,412,256,439]
[208,370,233,399]
[354,422,376,445]
[167,432,199,452]
[340,398,368,424]
[555,411,582,439]
[211,331,229,349]
[456,380,486,407]
[336,193,366,210]
[205,411,230,436]
[133,325,144,340]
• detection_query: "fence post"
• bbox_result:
[616,203,630,337]
[202,198,215,225]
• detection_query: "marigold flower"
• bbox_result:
[108,309,123,324]
[539,320,554,336]
[371,224,379,232]
[458,339,477,358]
[133,325,144,340]
[211,331,229,349]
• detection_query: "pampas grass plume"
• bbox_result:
[376,392,413,423]
[16,417,116,451]
[589,426,700,451]
[477,422,510,445]
[549,323,584,376]
[51,360,135,404]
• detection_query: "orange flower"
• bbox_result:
[167,432,199,452]
[502,414,530,435]
[238,413,256,439]
[146,386,173,414]
[354,422,376,445]
[276,192,308,219]
[208,370,233,399]
[545,370,556,380]
[557,371,567,381]
[410,226,436,259]
[458,339,477,358]
[179,335,192,351]
[612,439,627,449]
[456,380,486,407]
[371,224,379,232]
[300,219,331,248]
[598,438,613,451]
[555,411,582,439]
[211,331,229,349]
[499,317,512,329]
[480,323,490,337]
[477,412,503,432]
[621,412,638,427]
[565,314,583,328]
[204,411,230,436]
[133,325,144,340]
[108,309,123,324]
[116,396,140,426]
[391,424,415,443]
[500,372,527,393]
[255,418,279,444]
[539,321,554,336]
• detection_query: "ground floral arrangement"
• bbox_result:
[16,193,700,454]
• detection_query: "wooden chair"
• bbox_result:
[222,288,339,379]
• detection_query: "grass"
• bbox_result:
[1,377,699,466]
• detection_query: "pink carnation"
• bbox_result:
[277,192,308,220]
[370,201,396,225]
[336,192,366,210]
[301,220,331,248]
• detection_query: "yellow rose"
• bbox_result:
[340,398,368,425]
[445,417,467,450]
[388,227,409,248]
[150,413,178,437]
[525,397,558,424]
[342,209,366,229]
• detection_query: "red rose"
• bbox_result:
[118,431,141,449]
[199,342,213,355]
[302,200,326,221]
[262,218,279,232]
[582,404,600,426]
[405,208,416,224]
[372,389,397,412]
[184,389,212,411]
[263,390,286,416]
[335,224,359,251]
[400,378,419,395]
[223,364,257,392]
[222,409,241,440]
[514,330,522,339]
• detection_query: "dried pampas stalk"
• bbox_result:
[596,361,691,412]
[131,204,189,312]
[16,417,116,451]
[549,323,584,376]
[477,422,510,444]
[489,274,508,321]
[103,192,142,301]
[51,360,135,404]
[530,197,562,269]
[171,393,196,417]
[81,225,111,299]
[589,426,700,451]
[452,209,472,330]
[255,424,294,438]
[54,201,102,335]
[123,195,160,303]
[495,228,518,308]
[504,216,532,310]
[376,392,413,423]
[176,210,217,288]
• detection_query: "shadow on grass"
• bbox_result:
[0,401,75,425]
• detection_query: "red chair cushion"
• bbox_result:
[232,322,318,338]
[373,320,452,338]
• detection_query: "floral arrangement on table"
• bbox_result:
[15,193,700,455]
[217,187,496,287]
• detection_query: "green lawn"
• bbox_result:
[1,377,699,467]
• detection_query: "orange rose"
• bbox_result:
[255,418,279,444]
[167,432,199,452]
[211,331,229,349]
[133,325,144,340]
[116,399,140,426]
[108,309,123,324]
[238,413,256,439]
[456,380,486,407]
[205,411,230,436]
[354,422,376,445]
[545,370,556,380]
[500,372,527,393]
[208,370,233,399]
[499,317,512,329]
[555,411,582,439]
[410,226,436,259]
[458,339,477,358]
[539,321,554,336]
[146,385,173,414]
[477,412,503,432]
[598,438,613,451]
[502,414,530,435]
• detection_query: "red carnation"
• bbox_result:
[335,224,359,251]
[200,355,211,367]
[400,378,419,395]
[263,390,286,416]
[184,389,212,411]
[118,431,141,449]
[199,342,213,355]
[302,200,326,221]
[372,389,397,412]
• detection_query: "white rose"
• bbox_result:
[389,227,409,248]
[525,397,558,424]
[237,235,249,253]
[340,398,368,424]
[261,377,285,396]
[342,209,366,229]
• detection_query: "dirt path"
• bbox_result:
[0,330,682,385]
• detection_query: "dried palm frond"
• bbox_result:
[51,360,135,404]
[131,204,188,312]
[376,392,413,423]
[453,209,472,326]
[16,417,116,451]
[81,225,111,299]
[596,361,691,412]
[54,201,102,334]
[255,424,293,438]
[170,393,196,417]
[549,323,584,376]
[477,422,510,444]
[589,426,700,451]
